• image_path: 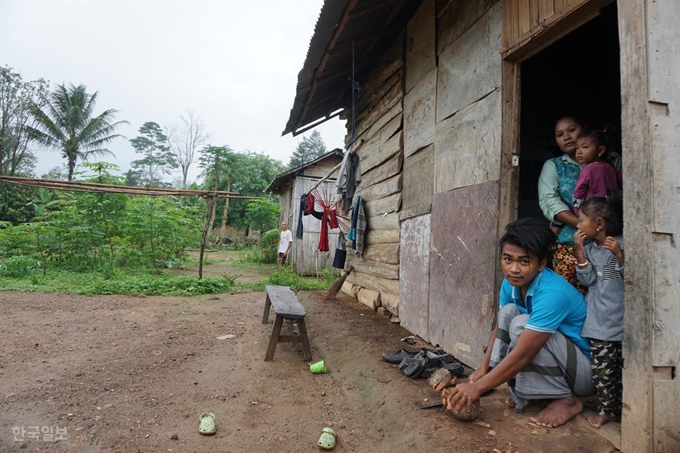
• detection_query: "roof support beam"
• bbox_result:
[294,0,360,133]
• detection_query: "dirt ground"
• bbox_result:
[0,254,619,453]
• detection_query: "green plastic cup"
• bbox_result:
[310,360,326,374]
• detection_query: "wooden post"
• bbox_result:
[220,179,231,244]
[198,195,216,280]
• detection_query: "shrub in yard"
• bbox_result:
[0,255,42,278]
[258,229,279,264]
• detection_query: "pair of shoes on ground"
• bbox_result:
[382,348,464,379]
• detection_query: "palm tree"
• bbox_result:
[29,84,127,180]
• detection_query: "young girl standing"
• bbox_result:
[573,191,624,428]
[572,130,622,212]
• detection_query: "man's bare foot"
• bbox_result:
[529,396,583,428]
[505,396,515,408]
[588,414,615,428]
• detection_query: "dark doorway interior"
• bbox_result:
[518,2,621,219]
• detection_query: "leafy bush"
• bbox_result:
[257,229,279,264]
[0,268,233,296]
[0,255,42,278]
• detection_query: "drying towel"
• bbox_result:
[337,152,362,213]
[296,193,306,239]
[332,232,347,269]
[352,198,366,256]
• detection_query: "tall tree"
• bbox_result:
[0,66,49,176]
[287,130,327,169]
[198,146,284,231]
[28,83,127,181]
[129,122,177,187]
[167,110,209,186]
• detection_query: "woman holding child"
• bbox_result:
[538,116,621,293]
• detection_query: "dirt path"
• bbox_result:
[0,288,617,452]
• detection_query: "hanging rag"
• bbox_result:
[304,192,316,215]
[296,193,307,239]
[347,195,360,241]
[318,208,331,252]
[332,232,347,269]
[337,152,362,213]
[351,197,366,256]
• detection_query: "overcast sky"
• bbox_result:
[0,0,346,184]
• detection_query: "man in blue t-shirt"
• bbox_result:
[444,218,595,428]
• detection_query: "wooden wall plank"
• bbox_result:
[361,151,403,189]
[653,380,680,452]
[437,2,502,122]
[404,68,437,157]
[434,89,502,194]
[399,214,431,342]
[367,212,399,230]
[379,113,403,147]
[439,0,500,55]
[347,270,400,296]
[400,144,434,221]
[518,0,532,35]
[360,130,402,174]
[347,255,399,280]
[405,0,436,93]
[618,0,654,450]
[362,242,400,264]
[365,229,400,245]
[647,0,680,370]
[364,192,402,217]
[429,181,499,366]
[538,0,555,21]
[356,173,402,202]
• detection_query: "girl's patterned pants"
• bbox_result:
[590,339,623,418]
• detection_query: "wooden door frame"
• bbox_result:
[497,2,656,452]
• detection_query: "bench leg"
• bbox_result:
[265,314,284,361]
[262,293,271,324]
[297,318,312,361]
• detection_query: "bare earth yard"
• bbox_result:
[0,256,618,452]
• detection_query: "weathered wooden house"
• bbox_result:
[283,0,679,451]
[266,149,344,275]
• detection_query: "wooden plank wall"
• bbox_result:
[288,170,341,276]
[342,33,405,317]
[502,0,589,48]
[644,1,680,451]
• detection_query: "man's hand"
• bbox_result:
[443,382,481,414]
[469,366,488,383]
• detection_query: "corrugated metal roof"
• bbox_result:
[265,148,344,194]
[282,0,422,137]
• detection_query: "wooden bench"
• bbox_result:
[262,285,312,361]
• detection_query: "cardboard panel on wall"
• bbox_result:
[401,144,434,221]
[434,89,501,194]
[436,2,502,122]
[400,214,431,342]
[429,180,499,366]
[404,68,437,158]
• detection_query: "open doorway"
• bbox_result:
[517,2,621,219]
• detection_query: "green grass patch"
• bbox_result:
[0,269,234,296]
[235,267,337,293]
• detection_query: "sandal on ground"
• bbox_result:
[381,348,419,364]
[399,355,428,378]
[199,412,216,435]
